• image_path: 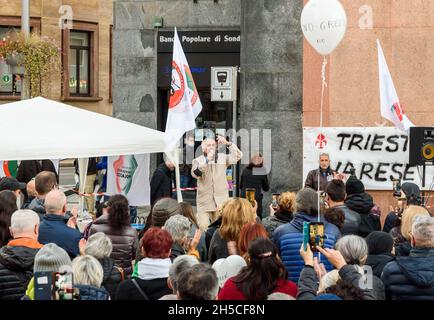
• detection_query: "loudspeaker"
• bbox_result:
[409,127,434,166]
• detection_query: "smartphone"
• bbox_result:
[34,271,54,300]
[392,179,402,198]
[53,272,75,300]
[272,193,280,209]
[302,222,309,251]
[245,188,256,207]
[308,222,325,252]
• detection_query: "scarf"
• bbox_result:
[136,258,171,280]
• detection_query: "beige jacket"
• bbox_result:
[192,143,242,214]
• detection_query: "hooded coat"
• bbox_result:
[381,248,434,300]
[0,242,40,300]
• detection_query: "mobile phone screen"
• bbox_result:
[54,272,74,300]
[245,188,256,206]
[272,193,280,209]
[309,222,324,252]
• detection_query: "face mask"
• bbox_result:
[186,142,195,147]
[16,193,23,209]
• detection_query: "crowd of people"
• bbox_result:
[0,146,434,301]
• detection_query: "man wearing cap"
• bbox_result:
[0,210,43,300]
[0,177,26,207]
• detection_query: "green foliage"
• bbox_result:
[0,31,61,97]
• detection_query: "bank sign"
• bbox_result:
[157,30,240,53]
[303,127,434,190]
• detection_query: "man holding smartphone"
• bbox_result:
[192,136,242,231]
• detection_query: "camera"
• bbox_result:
[392,179,402,198]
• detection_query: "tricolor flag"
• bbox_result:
[377,39,414,132]
[0,161,18,178]
[165,28,202,150]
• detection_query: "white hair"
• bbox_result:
[319,153,330,159]
[10,209,40,234]
[44,189,67,214]
[163,214,191,243]
[72,255,104,287]
[412,216,434,247]
[84,232,113,259]
[335,235,368,266]
[169,255,199,292]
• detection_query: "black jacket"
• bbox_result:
[99,257,124,299]
[74,158,98,176]
[208,230,228,265]
[0,245,39,300]
[150,163,173,206]
[304,167,335,192]
[262,210,293,238]
[381,248,434,300]
[115,277,171,300]
[240,167,270,218]
[345,193,380,237]
[297,264,382,300]
[333,204,361,236]
[16,160,58,184]
[205,217,221,252]
[366,254,395,278]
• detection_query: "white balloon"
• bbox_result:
[301,0,347,56]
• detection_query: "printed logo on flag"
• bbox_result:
[113,155,138,195]
[185,64,198,106]
[391,102,404,121]
[169,61,185,109]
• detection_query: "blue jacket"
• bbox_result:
[75,284,109,300]
[273,212,341,283]
[381,247,434,300]
[38,214,82,258]
[96,157,107,191]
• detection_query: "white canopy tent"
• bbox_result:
[0,97,181,213]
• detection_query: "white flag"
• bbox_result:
[165,28,202,150]
[378,39,414,132]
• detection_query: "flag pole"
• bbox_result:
[174,147,183,203]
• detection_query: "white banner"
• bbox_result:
[107,154,150,206]
[303,127,434,190]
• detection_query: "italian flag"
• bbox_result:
[0,161,18,178]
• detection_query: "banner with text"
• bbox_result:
[107,154,150,206]
[303,127,434,190]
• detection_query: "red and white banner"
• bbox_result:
[303,127,434,190]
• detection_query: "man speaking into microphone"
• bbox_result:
[192,135,242,231]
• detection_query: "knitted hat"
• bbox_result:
[345,175,365,195]
[151,198,181,227]
[34,243,72,273]
[401,182,422,205]
[212,255,247,288]
[365,231,394,255]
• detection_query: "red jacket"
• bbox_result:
[218,277,297,300]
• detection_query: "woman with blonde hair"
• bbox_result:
[208,198,257,264]
[390,205,431,256]
[262,192,296,238]
[72,255,110,300]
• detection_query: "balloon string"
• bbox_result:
[318,56,328,223]
[320,56,328,128]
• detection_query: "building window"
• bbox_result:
[69,31,91,96]
[0,27,22,96]
[62,22,101,101]
[0,17,40,99]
